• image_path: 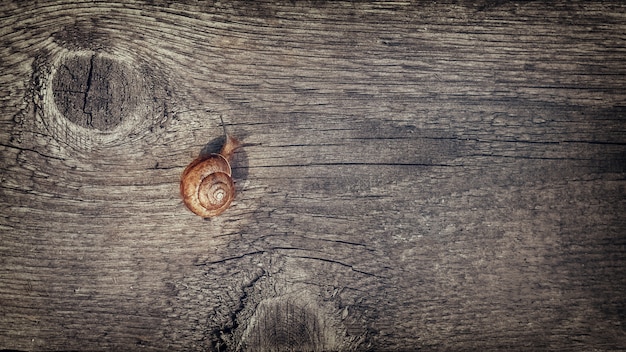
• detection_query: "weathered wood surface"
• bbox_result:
[1,1,625,351]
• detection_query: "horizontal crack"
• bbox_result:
[289,255,385,278]
[0,143,67,161]
[237,162,460,169]
[194,250,266,266]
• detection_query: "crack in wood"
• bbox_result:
[195,251,267,266]
[82,54,95,127]
[208,269,266,351]
[288,255,385,279]
[246,162,461,168]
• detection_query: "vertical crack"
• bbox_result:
[209,269,266,351]
[82,54,95,127]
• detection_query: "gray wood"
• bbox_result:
[1,1,625,351]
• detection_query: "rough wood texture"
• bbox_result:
[1,1,625,351]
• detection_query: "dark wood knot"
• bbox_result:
[52,53,140,131]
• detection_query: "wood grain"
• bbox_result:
[1,1,625,351]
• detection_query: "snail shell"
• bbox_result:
[181,134,240,218]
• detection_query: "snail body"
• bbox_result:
[181,132,240,218]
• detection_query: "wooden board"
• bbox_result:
[1,1,625,351]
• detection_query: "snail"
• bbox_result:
[180,117,240,218]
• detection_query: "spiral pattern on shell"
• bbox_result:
[181,131,240,218]
[180,153,235,218]
[198,171,235,213]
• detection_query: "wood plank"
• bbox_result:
[1,1,625,351]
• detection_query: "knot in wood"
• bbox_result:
[52,53,139,131]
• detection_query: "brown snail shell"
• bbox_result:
[181,134,240,218]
